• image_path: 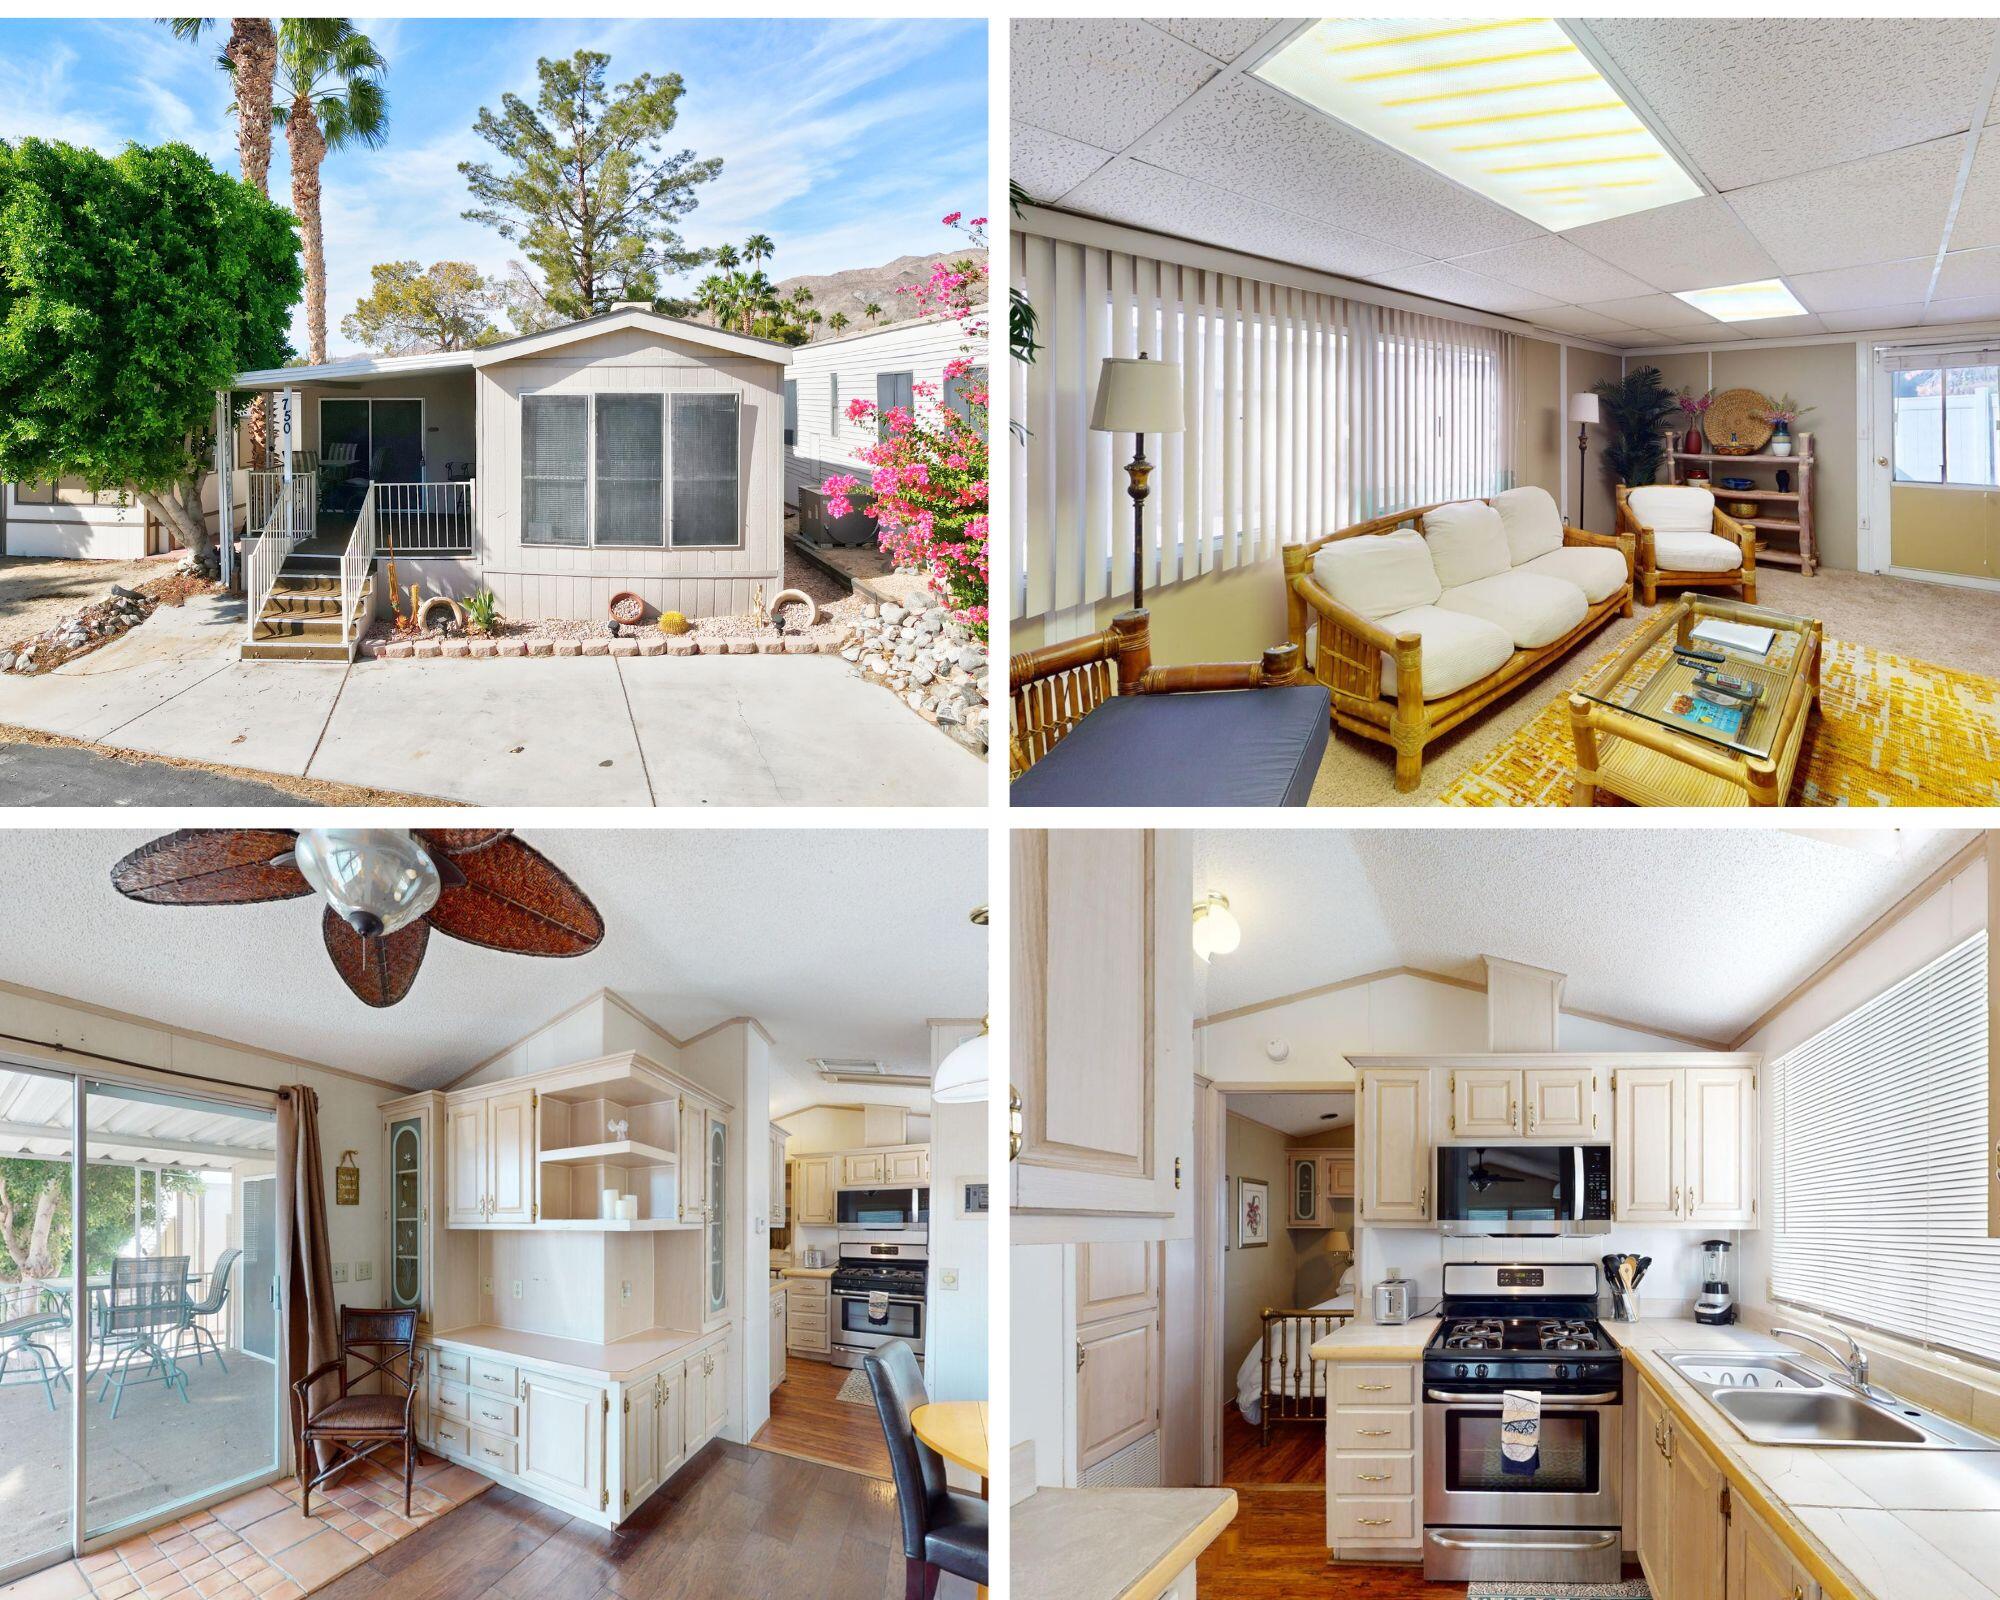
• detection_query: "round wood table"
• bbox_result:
[910,1401,990,1597]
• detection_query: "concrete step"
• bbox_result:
[242,638,354,662]
[253,612,351,641]
[261,589,346,617]
[271,571,344,596]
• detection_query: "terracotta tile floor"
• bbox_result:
[1,1451,489,1600]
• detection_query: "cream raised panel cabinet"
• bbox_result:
[445,1087,537,1226]
[1636,1375,1675,1599]
[769,1125,787,1227]
[1729,1497,1820,1600]
[1524,1066,1597,1138]
[1685,1066,1758,1226]
[1445,1066,1600,1140]
[1613,1064,1758,1227]
[1359,1069,1431,1224]
[1449,1068,1519,1139]
[1012,830,1194,1239]
[1286,1150,1356,1226]
[791,1156,834,1226]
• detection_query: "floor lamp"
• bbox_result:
[1090,354,1185,612]
[1569,392,1600,529]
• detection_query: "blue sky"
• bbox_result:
[0,16,988,358]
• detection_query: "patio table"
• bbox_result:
[27,1271,209,1415]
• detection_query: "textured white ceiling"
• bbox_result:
[1191,828,1971,1041]
[1225,1091,1355,1139]
[1013,17,2000,346]
[0,830,987,1116]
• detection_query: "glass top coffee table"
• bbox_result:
[1567,596,1822,806]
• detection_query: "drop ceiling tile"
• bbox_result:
[1922,293,2000,326]
[1723,312,1827,339]
[1788,257,1937,314]
[1816,304,1926,333]
[1448,236,1657,305]
[1011,124,1119,204]
[1598,328,1677,349]
[1366,261,1560,318]
[1725,137,1964,275]
[1523,305,1642,340]
[1010,17,1221,152]
[1148,17,1282,64]
[1064,158,1425,281]
[1934,246,2000,300]
[1142,75,1544,261]
[1581,19,1999,191]
[1563,197,1782,293]
[1582,293,1726,331]
[1943,136,2000,252]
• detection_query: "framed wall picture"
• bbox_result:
[1237,1176,1270,1249]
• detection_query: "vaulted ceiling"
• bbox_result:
[1013,17,2000,347]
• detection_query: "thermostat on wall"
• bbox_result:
[961,1180,989,1216]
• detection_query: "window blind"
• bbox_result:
[593,394,664,547]
[1769,930,1994,1363]
[670,393,740,549]
[521,395,587,547]
[1010,227,1519,622]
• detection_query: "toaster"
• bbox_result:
[1373,1277,1412,1324]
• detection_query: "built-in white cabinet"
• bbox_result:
[1325,1357,1419,1557]
[656,1362,688,1479]
[1613,1065,1757,1226]
[680,1098,710,1222]
[1685,1067,1758,1226]
[1445,1065,1600,1140]
[1074,1239,1162,1478]
[382,1092,474,1336]
[1449,1067,1520,1139]
[1525,1066,1598,1137]
[787,1274,830,1356]
[1359,1068,1431,1224]
[791,1156,834,1225]
[704,1114,729,1323]
[521,1368,606,1512]
[769,1289,787,1390]
[769,1124,788,1227]
[836,1143,929,1188]
[444,1086,537,1225]
[1286,1149,1356,1227]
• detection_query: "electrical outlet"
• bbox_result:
[511,1279,524,1301]
[620,1280,632,1306]
[354,1261,372,1282]
[330,1263,349,1284]
[941,1269,958,1290]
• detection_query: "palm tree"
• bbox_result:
[742,232,774,269]
[713,244,739,272]
[827,311,850,336]
[270,18,388,364]
[861,300,883,325]
[694,273,730,327]
[791,285,813,311]
[166,18,280,195]
[805,309,823,340]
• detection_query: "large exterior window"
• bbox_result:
[593,394,664,547]
[1890,358,2000,486]
[670,393,741,549]
[1770,930,1993,1362]
[876,369,915,440]
[521,395,588,546]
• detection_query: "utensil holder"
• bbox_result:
[1612,1288,1640,1323]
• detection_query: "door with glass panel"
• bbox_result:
[1878,351,2000,581]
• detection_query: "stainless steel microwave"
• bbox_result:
[1435,1144,1612,1236]
[835,1186,929,1229]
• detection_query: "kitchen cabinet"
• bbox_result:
[622,1374,658,1516]
[886,1146,928,1184]
[520,1369,605,1513]
[1359,1069,1430,1223]
[656,1363,687,1479]
[1668,1405,1727,1600]
[1637,1376,1674,1599]
[1449,1067,1519,1138]
[1614,1066,1758,1227]
[1524,1066,1597,1137]
[787,1275,829,1356]
[769,1125,788,1227]
[1012,830,1194,1239]
[1616,1070,1683,1224]
[702,1341,728,1438]
[1326,1153,1356,1199]
[792,1156,835,1225]
[835,1144,929,1188]
[769,1289,787,1389]
[1685,1066,1758,1226]
[1325,1357,1419,1558]
[1075,1308,1160,1473]
[1729,1496,1819,1600]
[445,1087,537,1226]
[1445,1065,1599,1139]
[841,1150,886,1186]
[1286,1150,1356,1226]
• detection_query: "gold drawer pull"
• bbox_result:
[1357,1428,1392,1437]
[1358,1383,1392,1392]
[1358,1517,1393,1528]
[1357,1473,1390,1483]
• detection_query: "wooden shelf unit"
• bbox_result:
[1662,431,1816,575]
[536,1067,685,1226]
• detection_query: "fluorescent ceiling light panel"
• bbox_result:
[1672,279,1808,322]
[1253,17,1704,231]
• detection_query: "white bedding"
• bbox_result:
[1235,1292,1355,1426]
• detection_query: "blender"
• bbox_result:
[1694,1238,1736,1325]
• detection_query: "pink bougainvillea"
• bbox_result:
[823,213,989,637]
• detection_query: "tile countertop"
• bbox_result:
[1013,1487,1237,1600]
[1609,1317,2000,1600]
[1309,1316,1440,1360]
[429,1323,714,1385]
[779,1265,837,1279]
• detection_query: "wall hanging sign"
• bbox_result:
[335,1149,361,1206]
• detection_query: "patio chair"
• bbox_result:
[293,1308,423,1519]
[173,1247,241,1372]
[0,1285,72,1412]
[97,1255,193,1419]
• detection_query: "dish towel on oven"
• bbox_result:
[867,1291,890,1324]
[1500,1389,1541,1474]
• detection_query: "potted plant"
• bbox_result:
[1674,386,1713,454]
[1757,395,1815,457]
[1592,367,1680,489]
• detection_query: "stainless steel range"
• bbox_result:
[1422,1262,1623,1585]
[828,1227,927,1369]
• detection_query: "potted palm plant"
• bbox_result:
[1592,367,1680,488]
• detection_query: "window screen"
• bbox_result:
[1890,359,2000,486]
[1769,930,1993,1362]
[521,396,587,546]
[670,393,740,548]
[944,366,987,421]
[877,370,915,439]
[593,395,663,547]
[784,380,798,448]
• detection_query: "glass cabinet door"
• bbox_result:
[1292,1156,1318,1224]
[390,1117,423,1313]
[706,1118,727,1317]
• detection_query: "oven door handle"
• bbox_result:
[1425,1388,1621,1405]
[1427,1530,1621,1553]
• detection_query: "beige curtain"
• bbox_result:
[277,1084,340,1473]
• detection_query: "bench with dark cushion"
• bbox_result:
[1011,683,1330,807]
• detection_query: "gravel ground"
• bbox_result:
[0,552,190,649]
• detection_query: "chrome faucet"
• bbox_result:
[1772,1325,1872,1394]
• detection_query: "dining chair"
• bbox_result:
[864,1339,988,1599]
[98,1255,193,1418]
[293,1308,423,1518]
[174,1247,241,1372]
[0,1285,72,1411]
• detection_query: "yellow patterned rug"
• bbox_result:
[1440,637,2000,806]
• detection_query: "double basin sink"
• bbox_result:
[1663,1352,2000,1451]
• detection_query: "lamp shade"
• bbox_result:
[932,1028,988,1104]
[1091,356,1185,434]
[1569,392,1602,425]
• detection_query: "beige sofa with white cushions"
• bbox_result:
[1284,485,1633,790]
[1617,484,1757,607]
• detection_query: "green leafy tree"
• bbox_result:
[0,1157,204,1284]
[342,259,501,353]
[0,139,301,567]
[1592,366,1679,489]
[461,50,721,323]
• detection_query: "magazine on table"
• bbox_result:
[1667,691,1746,738]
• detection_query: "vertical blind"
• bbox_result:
[1010,228,1519,621]
[1769,930,1994,1363]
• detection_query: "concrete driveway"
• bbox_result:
[0,595,985,806]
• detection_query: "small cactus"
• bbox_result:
[657,611,691,636]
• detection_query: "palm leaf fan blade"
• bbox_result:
[424,836,604,957]
[322,906,429,1007]
[110,829,312,905]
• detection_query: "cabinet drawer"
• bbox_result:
[788,1307,828,1334]
[433,1416,468,1456]
[1332,1410,1413,1452]
[432,1347,469,1384]
[1331,1498,1415,1542]
[787,1278,828,1302]
[469,1357,519,1398]
[432,1381,470,1423]
[468,1393,519,1437]
[468,1427,517,1476]
[1334,1365,1413,1407]
[789,1325,830,1354]
[1332,1455,1412,1497]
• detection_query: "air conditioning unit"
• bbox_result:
[812,1056,930,1088]
[796,486,878,549]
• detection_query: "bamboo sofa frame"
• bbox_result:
[1616,484,1758,608]
[1008,609,1300,777]
[1283,499,1634,792]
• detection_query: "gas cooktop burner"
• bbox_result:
[1538,1319,1601,1352]
[1442,1319,1507,1352]
[1433,1316,1613,1357]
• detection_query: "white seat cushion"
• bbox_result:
[1420,500,1511,588]
[1311,529,1441,621]
[1436,570,1589,649]
[1654,530,1745,573]
[1493,485,1566,565]
[1519,545,1628,603]
[1626,484,1715,539]
[1376,605,1515,700]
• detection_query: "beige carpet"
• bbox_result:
[1307,567,2000,806]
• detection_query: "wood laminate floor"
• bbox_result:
[750,1355,892,1481]
[313,1437,917,1600]
[1221,1402,1326,1487]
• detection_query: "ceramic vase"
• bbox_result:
[1770,419,1793,457]
[1683,423,1705,454]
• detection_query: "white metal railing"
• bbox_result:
[243,474,314,644]
[371,480,474,555]
[339,483,377,660]
[245,470,316,540]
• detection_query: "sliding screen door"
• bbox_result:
[669,393,741,548]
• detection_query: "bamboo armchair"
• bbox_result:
[1008,609,1301,777]
[1617,485,1758,607]
[1283,499,1634,792]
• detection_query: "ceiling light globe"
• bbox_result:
[294,829,441,938]
[1191,894,1240,960]
[932,1029,988,1104]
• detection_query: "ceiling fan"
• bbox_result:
[109,829,604,1008]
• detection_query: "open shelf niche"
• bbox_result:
[536,1060,690,1227]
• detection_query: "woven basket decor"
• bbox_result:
[1705,388,1775,454]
